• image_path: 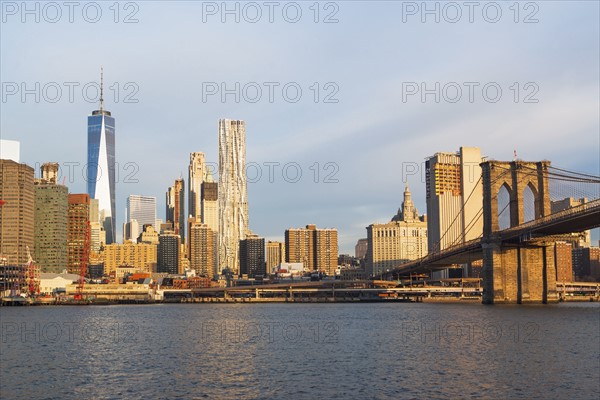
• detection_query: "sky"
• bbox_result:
[1,0,599,253]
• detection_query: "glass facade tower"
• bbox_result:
[87,70,116,244]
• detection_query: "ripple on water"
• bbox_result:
[0,303,598,399]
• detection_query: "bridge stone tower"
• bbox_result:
[480,161,558,304]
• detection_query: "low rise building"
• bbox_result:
[39,272,80,295]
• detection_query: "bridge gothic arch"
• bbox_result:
[523,182,538,222]
[497,182,512,230]
[482,161,551,236]
[480,160,556,304]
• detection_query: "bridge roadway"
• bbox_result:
[160,280,599,300]
[378,199,600,278]
[162,280,483,300]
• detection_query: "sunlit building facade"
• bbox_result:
[218,119,248,274]
[425,146,483,278]
[189,152,207,223]
[166,179,185,244]
[0,160,34,265]
[366,185,428,277]
[286,225,338,275]
[87,73,116,244]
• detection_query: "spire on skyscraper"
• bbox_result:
[99,66,104,113]
[87,67,116,243]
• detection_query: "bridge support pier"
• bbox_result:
[482,241,558,304]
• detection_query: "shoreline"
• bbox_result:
[3,296,598,306]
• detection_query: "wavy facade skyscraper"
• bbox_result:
[87,70,116,244]
[218,119,248,274]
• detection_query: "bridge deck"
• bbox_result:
[378,199,600,279]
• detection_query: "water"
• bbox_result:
[1,303,599,400]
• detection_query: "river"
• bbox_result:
[1,302,598,399]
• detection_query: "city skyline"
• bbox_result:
[1,2,599,399]
[1,2,598,254]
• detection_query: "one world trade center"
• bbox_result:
[87,69,116,244]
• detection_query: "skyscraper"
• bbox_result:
[201,173,218,231]
[188,152,207,222]
[89,198,105,253]
[201,173,218,276]
[426,147,483,252]
[67,194,90,275]
[34,165,68,274]
[425,147,483,278]
[0,160,34,266]
[87,69,116,244]
[127,195,157,228]
[218,119,248,274]
[166,179,185,243]
[126,195,157,240]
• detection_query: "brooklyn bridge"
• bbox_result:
[376,160,600,304]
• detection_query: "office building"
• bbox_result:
[425,146,484,278]
[286,224,338,275]
[189,152,207,223]
[166,178,185,244]
[201,173,218,231]
[0,160,35,265]
[201,174,218,275]
[89,198,105,252]
[33,167,68,273]
[127,195,157,230]
[87,69,116,244]
[218,119,248,274]
[366,185,428,276]
[67,194,90,275]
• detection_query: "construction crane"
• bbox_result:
[74,222,91,301]
[25,246,39,297]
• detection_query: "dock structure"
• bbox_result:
[2,279,598,305]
